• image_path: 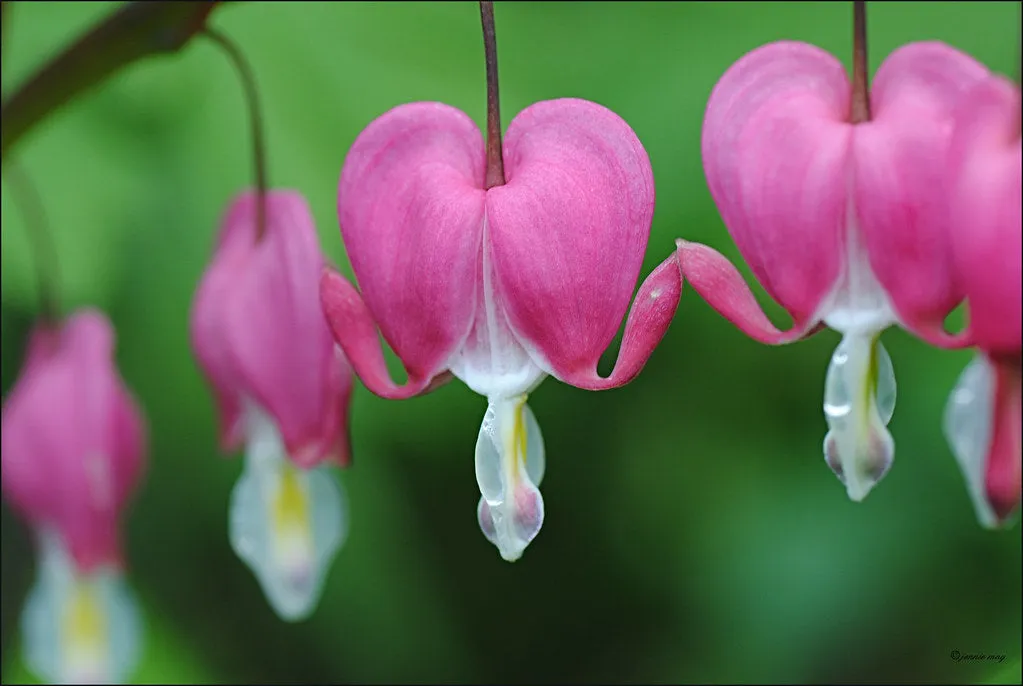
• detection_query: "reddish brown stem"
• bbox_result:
[204,27,269,241]
[850,1,871,124]
[480,1,505,189]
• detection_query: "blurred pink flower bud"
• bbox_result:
[191,190,353,621]
[320,98,681,561]
[678,41,989,502]
[942,75,1021,529]
[1,309,145,684]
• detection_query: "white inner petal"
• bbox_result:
[448,216,546,398]
[943,354,998,529]
[820,198,896,336]
[21,530,142,685]
[822,333,897,502]
[475,395,546,562]
[229,402,347,622]
[815,197,901,501]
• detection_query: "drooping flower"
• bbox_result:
[942,74,1021,529]
[191,190,354,621]
[320,98,681,562]
[1,310,146,685]
[677,40,989,502]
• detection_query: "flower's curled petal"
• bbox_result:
[676,240,821,345]
[552,252,681,390]
[320,268,439,400]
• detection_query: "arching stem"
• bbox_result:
[204,27,269,240]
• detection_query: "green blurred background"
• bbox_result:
[1,2,1021,684]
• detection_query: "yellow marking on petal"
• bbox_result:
[271,462,313,554]
[61,578,107,668]
[859,331,883,437]
[500,394,530,490]
[513,394,528,471]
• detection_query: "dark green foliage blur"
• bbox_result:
[1,2,1021,683]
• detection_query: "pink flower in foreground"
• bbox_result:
[191,190,354,620]
[678,41,989,502]
[1,310,145,684]
[320,98,681,561]
[942,74,1021,529]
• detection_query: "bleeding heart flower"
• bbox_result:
[320,98,681,561]
[1,309,146,685]
[942,74,1021,529]
[677,40,989,502]
[191,189,354,620]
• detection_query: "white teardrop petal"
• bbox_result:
[822,333,895,501]
[21,533,142,685]
[943,354,998,529]
[230,407,346,622]
[474,395,546,561]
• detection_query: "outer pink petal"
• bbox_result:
[853,42,990,343]
[947,76,1022,355]
[1,325,58,523]
[333,102,486,396]
[556,252,682,390]
[303,346,356,469]
[1,324,63,524]
[221,191,354,468]
[986,357,1022,525]
[701,41,851,327]
[485,98,668,387]
[57,311,146,570]
[676,240,823,344]
[189,196,257,452]
[1,310,146,572]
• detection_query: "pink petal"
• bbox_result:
[190,196,257,452]
[946,76,1022,355]
[0,323,64,523]
[321,268,445,400]
[987,357,1021,524]
[701,41,851,325]
[220,191,354,468]
[332,102,486,396]
[1,310,146,572]
[485,98,673,388]
[676,240,823,344]
[852,42,990,343]
[555,252,682,390]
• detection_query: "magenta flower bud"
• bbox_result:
[320,98,681,561]
[678,41,989,502]
[190,190,354,621]
[1,310,145,684]
[942,75,1021,529]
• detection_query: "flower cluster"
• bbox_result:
[1,3,1018,683]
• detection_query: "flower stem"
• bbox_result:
[480,1,505,189]
[2,160,61,325]
[204,27,269,241]
[850,0,871,124]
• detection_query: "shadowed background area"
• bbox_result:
[1,2,1020,683]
